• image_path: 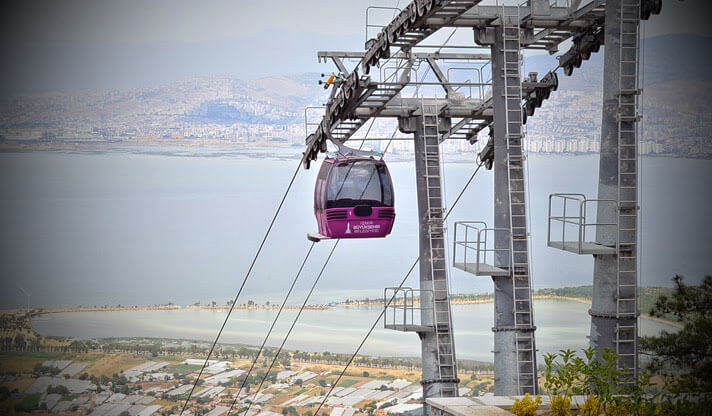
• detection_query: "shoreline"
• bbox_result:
[1,146,705,161]
[3,294,683,330]
[335,295,684,329]
[1,303,330,317]
[9,294,683,329]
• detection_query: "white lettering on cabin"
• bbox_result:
[353,221,381,233]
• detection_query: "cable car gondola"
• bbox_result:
[308,150,395,242]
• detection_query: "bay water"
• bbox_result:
[0,149,708,360]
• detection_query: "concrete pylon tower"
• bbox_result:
[591,0,640,377]
[398,109,459,416]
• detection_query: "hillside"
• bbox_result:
[535,286,678,322]
[523,34,712,158]
[0,34,709,157]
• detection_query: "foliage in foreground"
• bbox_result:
[512,393,542,416]
[543,347,711,415]
[640,274,712,393]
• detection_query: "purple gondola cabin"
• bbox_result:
[308,155,395,242]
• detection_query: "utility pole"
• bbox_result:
[16,283,30,313]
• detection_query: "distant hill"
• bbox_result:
[0,34,709,155]
[535,285,679,322]
[521,34,712,157]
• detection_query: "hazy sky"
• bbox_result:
[0,0,710,92]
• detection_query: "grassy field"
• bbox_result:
[0,352,66,373]
[166,363,202,375]
[84,354,147,377]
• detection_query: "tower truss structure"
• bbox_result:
[301,0,661,407]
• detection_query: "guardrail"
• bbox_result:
[547,193,618,254]
[383,287,432,329]
[453,221,511,275]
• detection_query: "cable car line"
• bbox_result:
[223,123,375,415]
[179,161,303,416]
[224,241,315,416]
[189,27,464,414]
[234,240,341,416]
[313,160,485,416]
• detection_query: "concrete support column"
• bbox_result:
[591,0,638,362]
[490,26,518,396]
[399,114,456,416]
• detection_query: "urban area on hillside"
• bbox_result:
[1,34,711,159]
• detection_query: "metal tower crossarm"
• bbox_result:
[302,0,613,169]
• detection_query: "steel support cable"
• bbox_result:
[638,19,646,299]
[229,91,370,416]
[236,240,341,416]
[356,27,459,160]
[179,161,302,415]
[313,160,485,416]
[221,242,316,415]
[371,27,458,189]
[229,28,462,416]
[333,118,377,201]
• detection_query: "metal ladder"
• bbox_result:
[615,0,641,381]
[420,97,459,397]
[501,5,537,396]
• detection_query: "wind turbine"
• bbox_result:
[16,283,30,313]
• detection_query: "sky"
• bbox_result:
[0,0,711,92]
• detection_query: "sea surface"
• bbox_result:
[31,300,679,362]
[2,148,705,362]
[1,149,710,309]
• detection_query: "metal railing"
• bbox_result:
[383,287,433,329]
[381,63,418,85]
[488,0,571,8]
[547,193,618,253]
[452,221,511,274]
[365,6,401,44]
[447,67,484,100]
[304,106,325,136]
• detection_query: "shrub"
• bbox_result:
[549,394,571,416]
[511,393,541,416]
[544,347,663,414]
[578,395,601,416]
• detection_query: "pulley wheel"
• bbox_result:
[409,4,418,23]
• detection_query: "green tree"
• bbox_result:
[14,334,26,349]
[641,275,712,393]
[15,394,40,412]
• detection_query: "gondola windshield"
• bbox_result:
[326,161,393,208]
